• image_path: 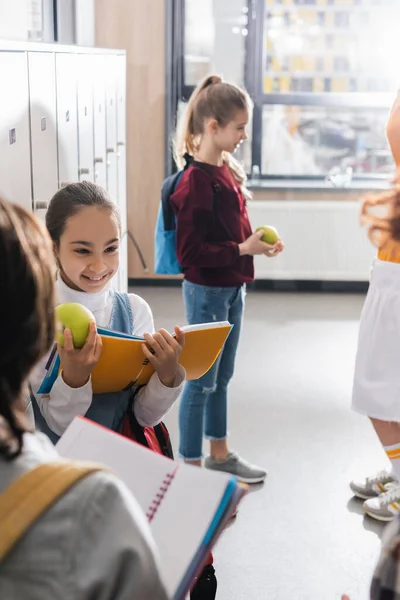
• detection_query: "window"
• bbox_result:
[262,105,392,176]
[184,0,247,87]
[0,0,54,43]
[263,0,400,95]
[167,0,398,181]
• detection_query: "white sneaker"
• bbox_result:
[350,470,396,500]
[363,483,400,522]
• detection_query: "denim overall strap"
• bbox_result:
[108,290,134,333]
[30,389,60,445]
[84,290,135,432]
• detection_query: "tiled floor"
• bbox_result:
[130,285,387,600]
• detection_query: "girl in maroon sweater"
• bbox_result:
[170,75,284,481]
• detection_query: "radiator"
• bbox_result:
[247,200,376,281]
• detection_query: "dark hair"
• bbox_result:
[46,181,121,246]
[0,197,55,460]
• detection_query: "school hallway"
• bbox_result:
[131,285,386,600]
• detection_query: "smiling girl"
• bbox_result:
[31,181,185,440]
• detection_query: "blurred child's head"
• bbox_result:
[174,75,252,187]
[46,181,121,294]
[0,197,55,459]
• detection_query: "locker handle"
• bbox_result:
[107,147,116,153]
[35,201,48,210]
[117,141,125,147]
[79,167,90,175]
[94,157,104,163]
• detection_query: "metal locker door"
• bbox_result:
[0,51,32,211]
[77,54,95,182]
[56,53,78,187]
[92,54,107,190]
[105,55,118,202]
[116,54,127,293]
[28,52,58,222]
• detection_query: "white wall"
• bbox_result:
[75,0,95,46]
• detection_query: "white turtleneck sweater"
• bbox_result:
[31,278,185,437]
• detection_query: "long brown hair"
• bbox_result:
[0,198,55,459]
[174,75,252,193]
[361,178,400,247]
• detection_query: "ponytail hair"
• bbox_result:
[174,75,252,194]
[0,198,55,459]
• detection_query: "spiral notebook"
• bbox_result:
[56,417,246,600]
[39,321,233,395]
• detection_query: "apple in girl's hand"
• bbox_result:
[55,303,95,348]
[256,225,280,245]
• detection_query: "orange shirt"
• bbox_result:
[378,240,400,264]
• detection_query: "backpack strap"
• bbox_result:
[191,160,222,195]
[154,423,174,459]
[0,461,104,563]
[127,404,149,447]
[126,399,174,459]
[162,156,220,234]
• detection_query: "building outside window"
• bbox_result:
[168,0,399,182]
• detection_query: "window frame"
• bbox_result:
[166,0,394,181]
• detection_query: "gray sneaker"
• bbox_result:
[350,470,396,500]
[363,483,400,522]
[204,452,267,484]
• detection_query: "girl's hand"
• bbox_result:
[239,230,278,256]
[264,239,285,258]
[59,321,103,388]
[142,327,185,388]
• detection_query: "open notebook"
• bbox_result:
[39,321,233,394]
[56,417,246,600]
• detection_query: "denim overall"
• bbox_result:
[32,291,136,444]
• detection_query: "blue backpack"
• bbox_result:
[154,154,220,275]
[154,170,186,275]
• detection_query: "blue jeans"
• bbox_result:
[179,280,246,460]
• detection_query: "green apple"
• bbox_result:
[256,225,279,245]
[55,303,95,348]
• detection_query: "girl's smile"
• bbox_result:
[56,205,120,293]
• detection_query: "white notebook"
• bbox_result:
[56,417,246,600]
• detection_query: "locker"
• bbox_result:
[77,54,95,183]
[28,52,58,222]
[105,55,118,202]
[0,46,127,288]
[0,51,32,211]
[116,54,127,293]
[56,53,78,187]
[92,55,107,190]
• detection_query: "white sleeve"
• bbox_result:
[31,358,93,437]
[128,293,185,427]
[133,366,185,427]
